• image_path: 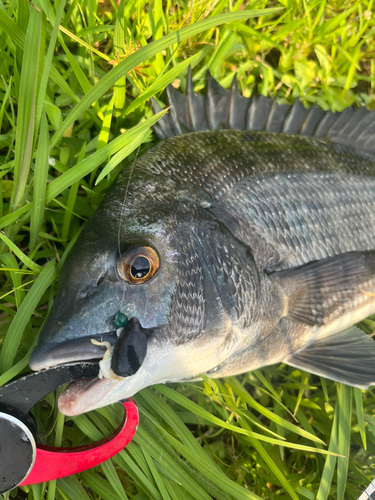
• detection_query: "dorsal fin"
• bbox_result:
[151,68,375,157]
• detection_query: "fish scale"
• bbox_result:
[225,171,375,268]
[116,131,375,204]
[29,71,375,415]
[166,233,205,342]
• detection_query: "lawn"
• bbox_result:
[1,0,375,499]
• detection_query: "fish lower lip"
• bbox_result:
[29,332,118,371]
[58,377,119,416]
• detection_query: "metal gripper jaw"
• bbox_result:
[0,362,138,493]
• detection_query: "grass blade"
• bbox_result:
[30,111,49,249]
[0,343,36,387]
[61,144,86,241]
[125,52,200,116]
[132,425,222,500]
[0,259,56,372]
[46,109,167,201]
[95,129,151,184]
[157,428,263,500]
[57,476,91,500]
[113,0,126,111]
[0,7,79,103]
[156,385,333,454]
[79,470,119,500]
[100,461,129,500]
[354,387,367,450]
[49,8,283,148]
[0,231,42,272]
[316,405,339,500]
[138,389,220,469]
[35,0,66,133]
[12,5,42,209]
[97,95,115,150]
[225,377,325,444]
[0,253,25,309]
[142,448,172,500]
[0,204,30,230]
[336,384,352,500]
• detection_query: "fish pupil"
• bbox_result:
[131,256,151,279]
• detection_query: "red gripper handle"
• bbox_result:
[20,400,138,485]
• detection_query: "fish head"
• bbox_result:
[29,170,249,415]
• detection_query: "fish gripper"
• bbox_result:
[0,362,138,493]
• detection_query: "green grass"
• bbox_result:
[1,0,375,499]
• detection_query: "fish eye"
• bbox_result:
[117,245,159,284]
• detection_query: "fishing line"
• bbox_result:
[117,143,142,311]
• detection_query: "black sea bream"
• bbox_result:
[30,70,375,415]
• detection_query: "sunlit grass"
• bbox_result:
[1,0,375,499]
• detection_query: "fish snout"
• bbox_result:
[29,278,125,371]
[29,333,118,371]
[29,317,151,375]
[29,318,152,417]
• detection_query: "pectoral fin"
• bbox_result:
[271,251,375,326]
[284,327,375,388]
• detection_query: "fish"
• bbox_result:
[29,69,375,416]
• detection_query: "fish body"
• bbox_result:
[30,73,375,415]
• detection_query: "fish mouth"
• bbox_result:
[29,332,121,416]
[30,319,161,415]
[29,332,118,371]
[57,376,121,416]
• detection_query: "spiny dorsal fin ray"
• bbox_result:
[152,68,375,157]
[300,105,325,136]
[227,75,247,130]
[150,98,172,139]
[165,85,188,135]
[186,66,207,132]
[265,99,290,133]
[282,99,309,134]
[247,94,272,130]
[205,70,230,129]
